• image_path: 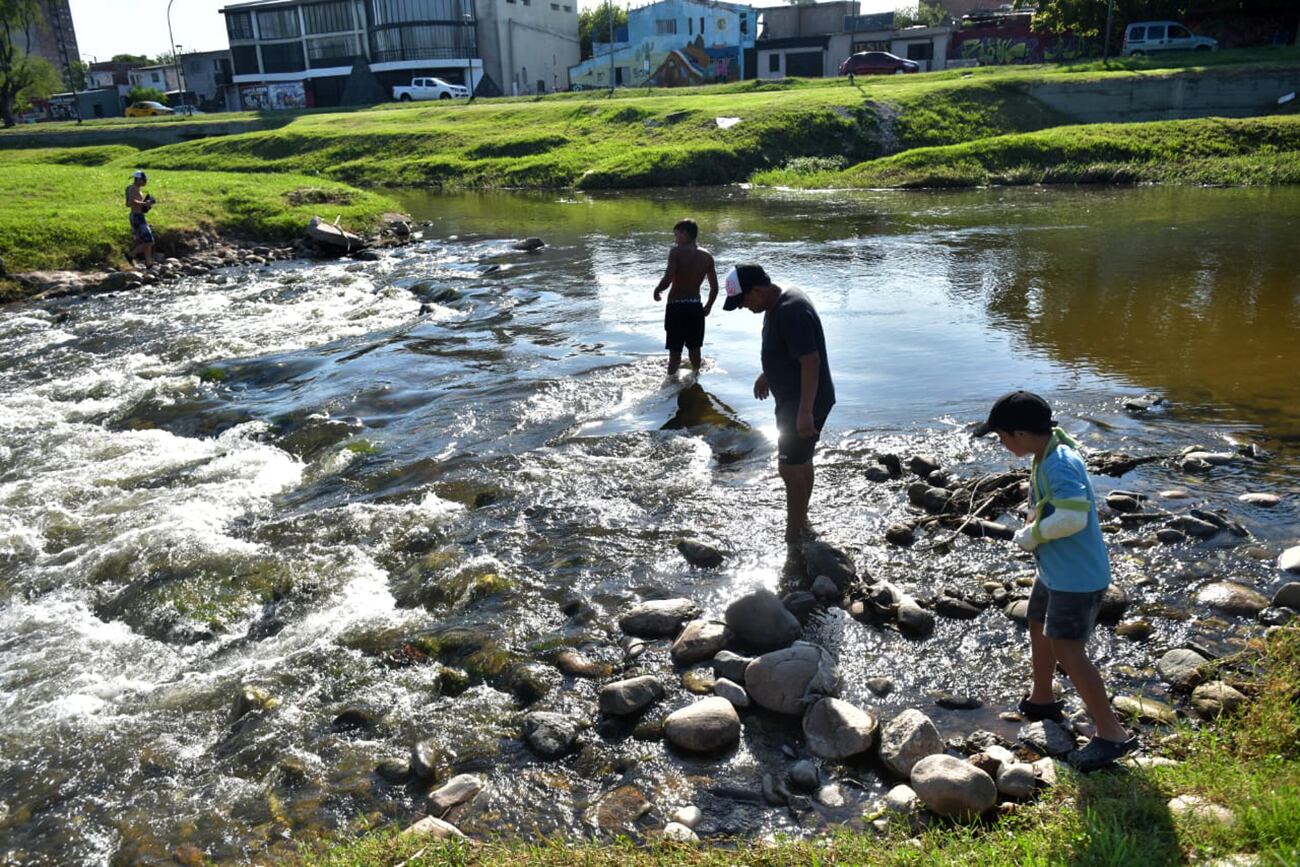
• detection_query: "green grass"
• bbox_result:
[752,115,1300,188]
[0,163,398,275]
[297,626,1300,866]
[0,145,140,166]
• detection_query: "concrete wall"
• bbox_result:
[477,0,580,95]
[0,118,290,150]
[759,2,857,40]
[1031,70,1300,123]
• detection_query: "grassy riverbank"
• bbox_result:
[754,115,1300,188]
[301,626,1300,866]
[0,153,397,275]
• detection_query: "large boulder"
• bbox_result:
[1156,648,1208,689]
[664,697,741,753]
[619,598,701,638]
[743,641,839,715]
[522,711,579,759]
[802,697,877,760]
[725,589,800,652]
[670,620,729,666]
[598,675,664,716]
[878,708,943,779]
[910,754,997,820]
[1196,582,1270,618]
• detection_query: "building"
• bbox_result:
[46,88,121,121]
[24,0,80,75]
[128,64,183,94]
[755,8,954,79]
[219,0,578,108]
[180,50,240,111]
[569,0,756,90]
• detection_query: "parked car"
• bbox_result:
[393,77,470,102]
[1123,21,1217,56]
[125,101,174,117]
[838,51,920,76]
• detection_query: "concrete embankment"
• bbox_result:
[1028,68,1300,123]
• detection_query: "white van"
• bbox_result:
[1123,21,1218,56]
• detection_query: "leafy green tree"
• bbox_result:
[65,58,86,90]
[0,0,42,126]
[578,5,628,60]
[126,85,167,104]
[14,53,57,114]
[111,53,151,64]
[895,1,950,28]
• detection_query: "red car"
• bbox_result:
[839,51,921,75]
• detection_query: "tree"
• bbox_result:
[578,5,628,60]
[0,0,44,126]
[126,85,167,104]
[65,57,85,90]
[894,1,950,28]
[14,52,56,114]
[111,53,151,64]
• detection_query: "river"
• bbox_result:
[1,185,1297,863]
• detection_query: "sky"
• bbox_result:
[70,0,896,62]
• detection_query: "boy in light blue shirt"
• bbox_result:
[975,390,1137,771]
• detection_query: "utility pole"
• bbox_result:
[166,0,190,112]
[607,0,614,93]
[1102,0,1115,61]
[47,0,81,123]
[464,5,475,103]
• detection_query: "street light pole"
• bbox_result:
[1102,0,1115,61]
[464,6,475,103]
[166,0,190,111]
[607,0,614,93]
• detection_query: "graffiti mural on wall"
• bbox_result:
[952,32,1089,65]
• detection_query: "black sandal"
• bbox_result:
[1068,734,1138,772]
[1018,695,1067,723]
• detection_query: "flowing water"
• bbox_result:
[1,185,1298,864]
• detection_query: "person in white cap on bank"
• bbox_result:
[125,170,156,267]
[722,264,835,544]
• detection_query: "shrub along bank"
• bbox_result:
[299,626,1300,866]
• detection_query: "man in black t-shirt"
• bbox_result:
[723,264,835,543]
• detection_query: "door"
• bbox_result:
[785,51,822,78]
[1166,24,1193,50]
[1145,24,1167,50]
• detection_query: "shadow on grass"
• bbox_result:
[1071,765,1179,866]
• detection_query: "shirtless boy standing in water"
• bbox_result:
[652,219,719,375]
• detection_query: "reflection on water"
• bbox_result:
[0,185,1296,863]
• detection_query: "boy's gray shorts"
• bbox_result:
[1027,580,1106,641]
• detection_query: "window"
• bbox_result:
[716,17,725,30]
[226,11,253,40]
[370,23,475,62]
[768,53,779,72]
[550,3,558,9]
[563,4,570,10]
[688,17,692,34]
[307,35,359,66]
[905,42,932,61]
[261,41,306,72]
[1128,26,1145,41]
[303,1,352,34]
[740,15,747,35]
[257,7,301,39]
[372,0,472,25]
[1146,25,1165,39]
[151,72,160,82]
[231,44,260,74]
[1169,25,1190,38]
[656,19,676,35]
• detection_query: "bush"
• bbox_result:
[126,86,168,105]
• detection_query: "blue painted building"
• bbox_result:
[571,0,756,89]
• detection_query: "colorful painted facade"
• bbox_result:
[569,0,756,89]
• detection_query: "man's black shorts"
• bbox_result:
[776,409,829,466]
[664,300,705,352]
[1027,580,1106,641]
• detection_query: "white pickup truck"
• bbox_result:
[393,77,470,102]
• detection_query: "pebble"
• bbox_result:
[671,805,702,829]
[1156,648,1208,689]
[1004,599,1030,625]
[1237,493,1280,507]
[555,649,611,679]
[1115,619,1154,641]
[402,815,466,840]
[1279,546,1300,575]
[661,821,699,843]
[427,774,484,815]
[1158,489,1193,500]
[670,620,729,666]
[599,675,664,716]
[712,677,750,708]
[815,784,846,808]
[866,677,894,696]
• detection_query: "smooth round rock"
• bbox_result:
[1279,547,1300,576]
[677,539,725,568]
[788,759,819,791]
[1168,794,1235,826]
[725,589,801,652]
[402,815,466,840]
[1196,582,1270,618]
[411,738,453,782]
[670,620,729,666]
[896,598,935,636]
[815,783,846,807]
[661,821,699,843]
[878,708,942,779]
[712,677,750,708]
[1273,582,1300,611]
[599,675,665,716]
[619,598,701,638]
[1004,599,1029,625]
[1238,493,1280,507]
[1018,720,1075,757]
[882,783,920,814]
[427,774,484,814]
[995,761,1036,799]
[910,754,997,820]
[1113,695,1177,725]
[671,805,702,829]
[711,650,752,684]
[555,649,611,679]
[1156,648,1208,689]
[1158,489,1193,500]
[803,697,878,760]
[1190,681,1246,719]
[1097,585,1129,623]
[885,523,916,546]
[1115,619,1154,641]
[811,574,841,604]
[664,697,741,753]
[743,641,839,716]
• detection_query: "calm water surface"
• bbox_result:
[1,186,1297,863]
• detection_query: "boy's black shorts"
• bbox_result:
[1027,580,1105,641]
[776,409,829,466]
[664,301,705,352]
